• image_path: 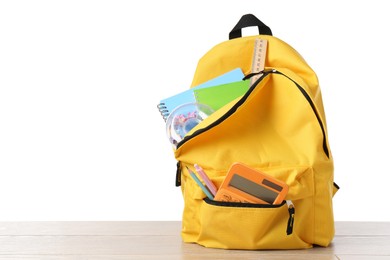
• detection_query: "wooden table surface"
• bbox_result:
[0,221,389,259]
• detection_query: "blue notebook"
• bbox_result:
[157,68,244,121]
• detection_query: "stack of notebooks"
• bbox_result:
[157,68,249,121]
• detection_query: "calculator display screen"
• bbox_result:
[229,174,278,204]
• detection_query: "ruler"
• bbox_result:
[250,38,268,85]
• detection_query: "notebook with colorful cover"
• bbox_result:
[193,80,250,112]
[157,68,244,121]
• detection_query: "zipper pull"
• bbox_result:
[286,200,295,235]
[242,70,264,80]
[175,162,181,187]
[242,69,276,81]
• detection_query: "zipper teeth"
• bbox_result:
[204,198,286,208]
[176,71,271,149]
[176,70,329,158]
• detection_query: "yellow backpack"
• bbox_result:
[172,14,338,249]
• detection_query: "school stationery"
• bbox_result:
[157,68,244,121]
[214,162,289,205]
[186,166,214,200]
[194,164,217,197]
[193,80,250,112]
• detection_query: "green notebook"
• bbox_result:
[194,80,250,112]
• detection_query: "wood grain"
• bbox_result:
[0,222,388,259]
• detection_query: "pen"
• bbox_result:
[194,164,218,196]
[186,166,214,200]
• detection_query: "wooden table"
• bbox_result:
[0,222,389,259]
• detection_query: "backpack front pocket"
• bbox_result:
[194,166,315,249]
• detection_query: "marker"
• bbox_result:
[186,166,214,200]
[194,164,218,196]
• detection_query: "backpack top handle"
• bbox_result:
[229,14,272,40]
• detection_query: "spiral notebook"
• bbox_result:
[157,68,245,121]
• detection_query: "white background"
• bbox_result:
[1,0,389,221]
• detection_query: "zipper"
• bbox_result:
[176,69,329,158]
[175,162,181,187]
[286,200,295,235]
[176,70,272,149]
[204,197,286,208]
[204,198,295,235]
[272,70,330,158]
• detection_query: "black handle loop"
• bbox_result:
[229,14,272,40]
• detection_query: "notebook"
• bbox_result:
[157,68,244,121]
[193,80,250,112]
